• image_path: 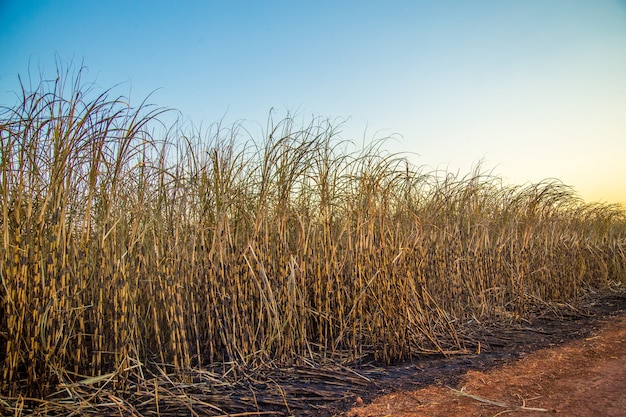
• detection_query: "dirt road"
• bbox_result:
[345,313,626,416]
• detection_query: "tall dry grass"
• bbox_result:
[1,65,625,400]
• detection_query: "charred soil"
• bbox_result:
[326,293,626,417]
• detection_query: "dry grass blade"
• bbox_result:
[449,386,551,413]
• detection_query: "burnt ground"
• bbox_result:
[283,292,626,416]
[3,293,625,416]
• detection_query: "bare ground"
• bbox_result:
[3,294,625,416]
[341,295,626,417]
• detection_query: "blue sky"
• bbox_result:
[2,1,625,205]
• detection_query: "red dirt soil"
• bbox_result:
[345,314,626,417]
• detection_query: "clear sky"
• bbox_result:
[1,1,625,205]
